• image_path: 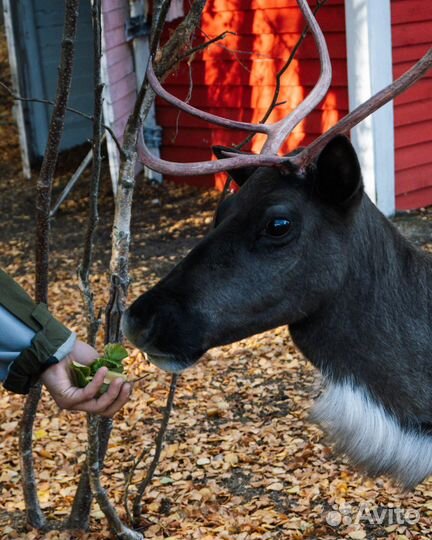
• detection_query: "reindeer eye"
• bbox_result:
[265,217,292,237]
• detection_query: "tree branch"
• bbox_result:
[19,385,46,530]
[150,0,172,57]
[68,1,105,528]
[78,0,104,348]
[0,81,124,158]
[235,0,328,151]
[155,0,207,80]
[87,416,143,539]
[176,30,236,65]
[129,374,178,525]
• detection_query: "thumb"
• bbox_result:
[78,367,108,401]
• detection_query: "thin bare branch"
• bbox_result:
[129,374,178,524]
[19,384,46,530]
[67,418,112,531]
[138,0,332,174]
[154,0,207,79]
[150,0,172,57]
[68,2,109,530]
[236,0,328,150]
[176,30,236,64]
[78,0,104,347]
[87,416,143,540]
[49,138,104,219]
[0,80,124,158]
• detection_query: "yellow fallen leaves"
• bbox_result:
[347,530,367,540]
[266,482,284,491]
[0,469,18,483]
[34,429,48,440]
[224,452,239,466]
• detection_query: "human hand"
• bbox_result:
[40,339,132,416]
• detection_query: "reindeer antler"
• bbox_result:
[138,0,432,176]
[138,0,330,175]
[300,47,432,166]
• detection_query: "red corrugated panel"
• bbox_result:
[396,186,432,211]
[157,85,349,110]
[157,0,348,189]
[392,1,432,210]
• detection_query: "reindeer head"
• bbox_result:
[124,134,364,372]
[125,0,431,372]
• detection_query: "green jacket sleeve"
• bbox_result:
[0,269,74,394]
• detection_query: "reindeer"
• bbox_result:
[124,0,432,490]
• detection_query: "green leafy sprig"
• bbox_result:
[71,343,129,394]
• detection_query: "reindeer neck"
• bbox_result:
[290,196,432,426]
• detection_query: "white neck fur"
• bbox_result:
[311,381,432,490]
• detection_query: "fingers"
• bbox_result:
[74,376,132,416]
[78,367,109,401]
[89,376,125,410]
[49,365,132,416]
[99,382,132,417]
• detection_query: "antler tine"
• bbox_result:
[146,62,270,135]
[300,47,432,167]
[137,131,288,176]
[261,0,332,155]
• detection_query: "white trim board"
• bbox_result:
[100,8,120,195]
[3,0,31,178]
[344,0,395,216]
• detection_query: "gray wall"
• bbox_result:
[10,0,94,160]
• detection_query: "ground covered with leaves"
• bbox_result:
[1,26,432,540]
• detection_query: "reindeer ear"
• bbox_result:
[212,145,257,187]
[315,135,363,208]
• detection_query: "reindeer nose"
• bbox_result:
[122,307,155,349]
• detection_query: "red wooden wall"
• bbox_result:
[158,0,348,189]
[392,1,432,210]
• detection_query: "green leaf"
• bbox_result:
[98,383,110,395]
[104,343,129,362]
[71,345,129,392]
[89,358,106,375]
[71,362,92,388]
[103,357,124,372]
[104,371,127,383]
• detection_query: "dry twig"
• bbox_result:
[217,0,328,202]
[124,374,178,524]
[68,0,105,529]
[87,415,143,540]
[0,80,124,157]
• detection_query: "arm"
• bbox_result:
[0,269,131,416]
